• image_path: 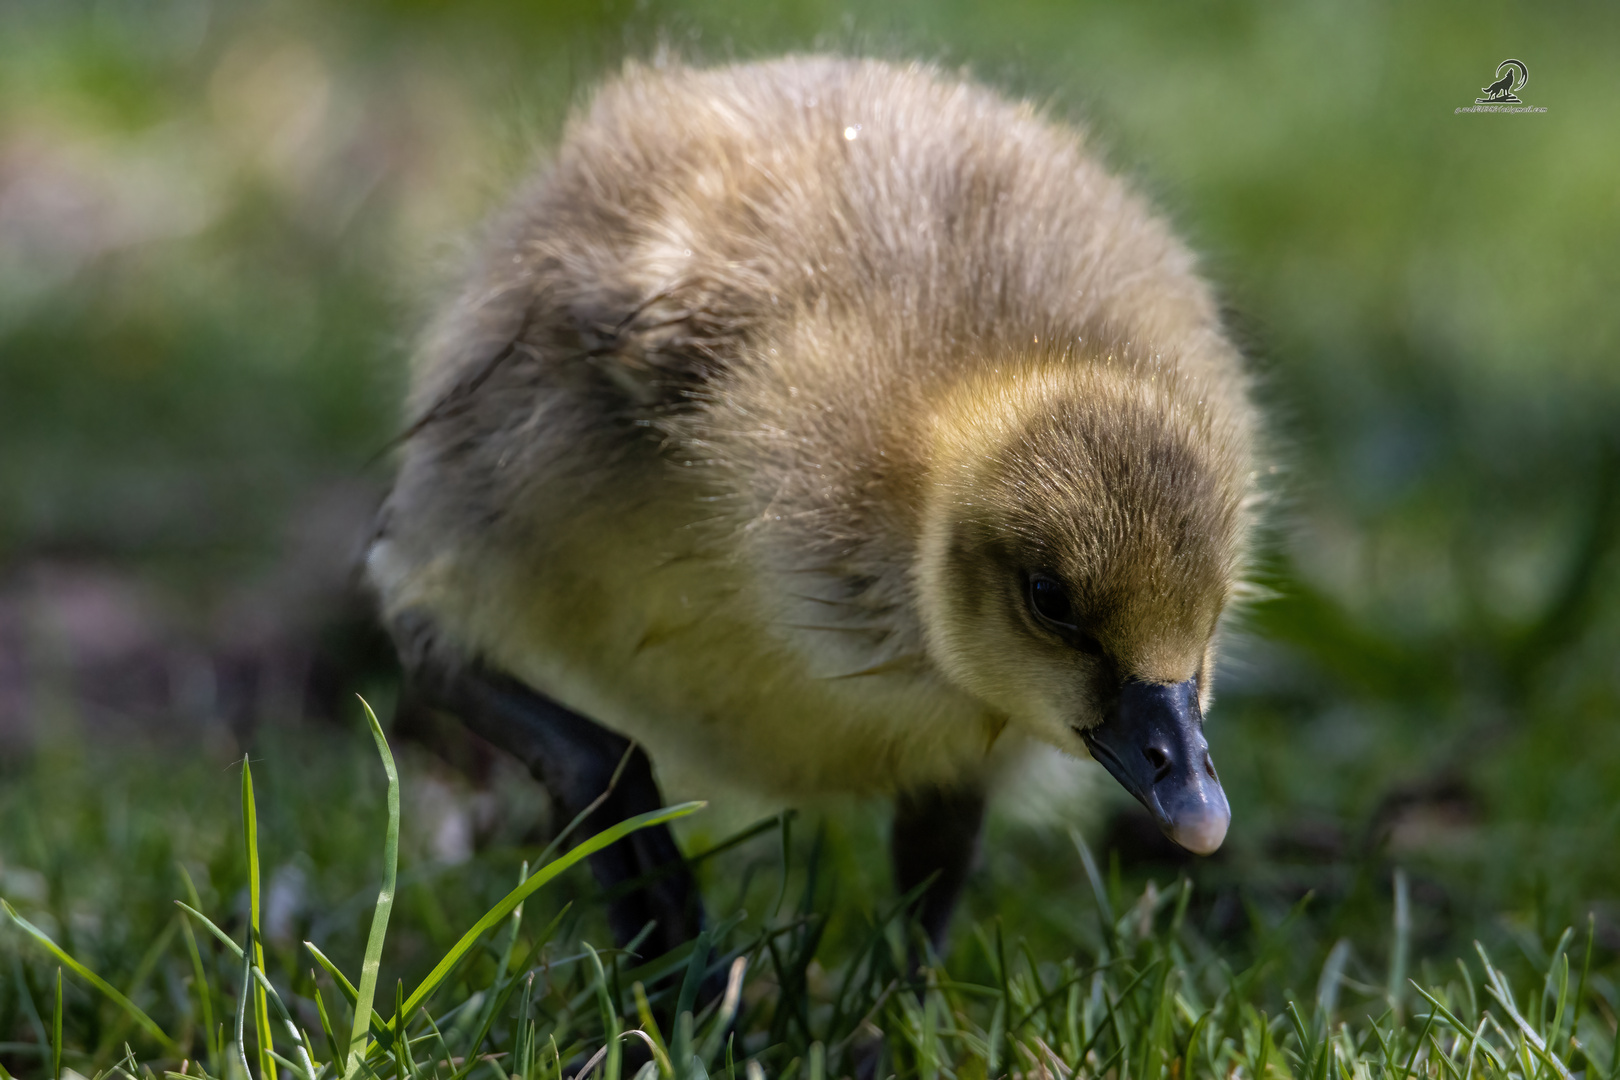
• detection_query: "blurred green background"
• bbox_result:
[2,0,1619,1061]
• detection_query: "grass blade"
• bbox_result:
[314,983,346,1069]
[242,756,278,1080]
[391,981,416,1080]
[1071,829,1115,928]
[418,1005,456,1077]
[1,899,176,1053]
[1388,869,1410,1019]
[632,982,674,1075]
[250,964,319,1079]
[677,929,712,1022]
[178,867,223,1076]
[586,944,623,1080]
[236,926,255,1080]
[304,942,391,1044]
[269,1047,318,1079]
[346,696,402,1077]
[305,942,358,999]
[51,966,62,1080]
[1572,915,1595,1046]
[445,904,573,1080]
[176,902,245,961]
[457,859,530,1054]
[1475,942,1575,1080]
[392,800,704,1026]
[1317,939,1353,1025]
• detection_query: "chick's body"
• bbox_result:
[370,57,1255,804]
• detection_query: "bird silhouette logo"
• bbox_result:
[1476,59,1528,104]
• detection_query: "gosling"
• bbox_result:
[369,56,1257,958]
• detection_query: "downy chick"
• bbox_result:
[370,56,1257,955]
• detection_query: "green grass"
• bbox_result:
[3,702,1620,1079]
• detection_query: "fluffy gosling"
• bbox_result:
[369,55,1258,955]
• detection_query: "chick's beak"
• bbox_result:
[1080,679,1230,855]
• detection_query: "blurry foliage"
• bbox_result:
[1,0,1619,1071]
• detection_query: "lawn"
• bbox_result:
[3,693,1619,1078]
[2,0,1618,1077]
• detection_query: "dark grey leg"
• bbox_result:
[409,653,704,962]
[891,786,987,956]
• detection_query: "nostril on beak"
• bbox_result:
[1203,752,1217,781]
[1144,746,1171,782]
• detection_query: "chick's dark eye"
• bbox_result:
[1028,574,1075,628]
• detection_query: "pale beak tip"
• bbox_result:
[1168,808,1229,856]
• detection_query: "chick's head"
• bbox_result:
[916,357,1251,853]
